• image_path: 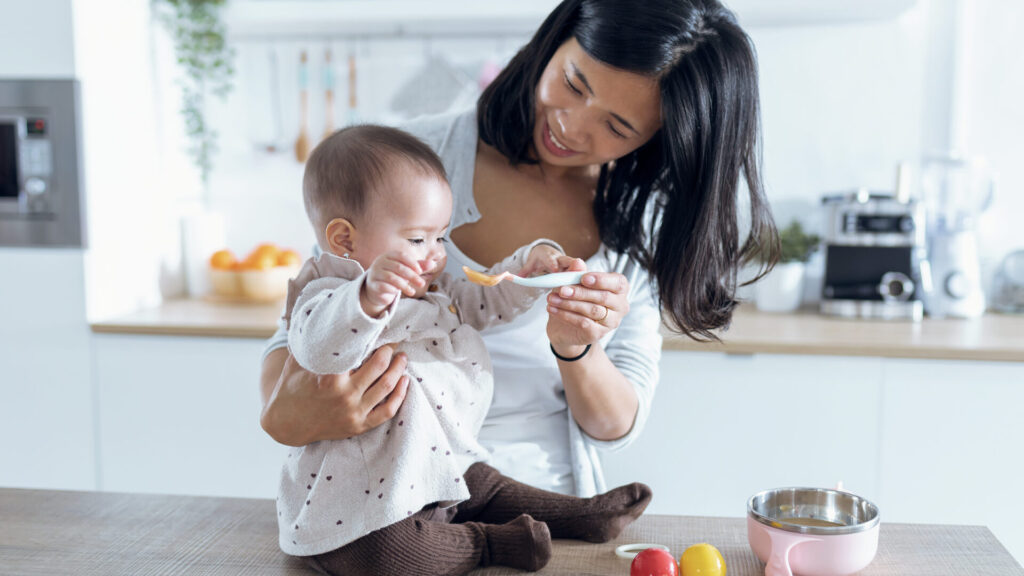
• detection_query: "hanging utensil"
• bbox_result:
[294,50,311,163]
[347,51,358,126]
[323,48,335,140]
[244,45,286,154]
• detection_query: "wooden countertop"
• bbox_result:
[663,306,1024,362]
[91,297,286,339]
[1,488,1020,575]
[90,298,1024,362]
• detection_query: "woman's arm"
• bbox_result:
[545,271,660,442]
[259,346,410,447]
[555,342,637,441]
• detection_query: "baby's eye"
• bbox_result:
[407,238,425,246]
[437,237,448,244]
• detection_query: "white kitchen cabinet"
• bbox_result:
[604,350,1024,564]
[602,351,885,518]
[92,334,285,499]
[878,358,1024,563]
[0,250,95,491]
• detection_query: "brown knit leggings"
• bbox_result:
[303,462,652,576]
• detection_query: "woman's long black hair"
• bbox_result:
[478,0,779,341]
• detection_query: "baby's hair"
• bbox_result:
[302,124,448,249]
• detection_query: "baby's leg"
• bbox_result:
[305,506,551,576]
[455,462,652,543]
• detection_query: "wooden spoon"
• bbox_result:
[294,50,310,163]
[323,48,335,140]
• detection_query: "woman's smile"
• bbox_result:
[542,119,581,158]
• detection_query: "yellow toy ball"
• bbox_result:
[679,543,726,576]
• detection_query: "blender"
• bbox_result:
[918,153,995,318]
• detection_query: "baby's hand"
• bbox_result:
[361,250,426,317]
[520,243,586,278]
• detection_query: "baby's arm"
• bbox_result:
[441,239,583,332]
[288,250,423,374]
[288,275,394,376]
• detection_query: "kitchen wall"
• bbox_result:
[191,0,1021,306]
[41,0,1015,318]
[963,2,1024,284]
[0,0,76,77]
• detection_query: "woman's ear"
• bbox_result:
[325,218,356,257]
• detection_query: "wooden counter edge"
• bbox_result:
[89,299,1024,362]
[90,322,275,339]
[661,337,1024,363]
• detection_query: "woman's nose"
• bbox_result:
[556,112,587,146]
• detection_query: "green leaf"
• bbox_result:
[153,0,235,186]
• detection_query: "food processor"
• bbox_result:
[917,153,994,318]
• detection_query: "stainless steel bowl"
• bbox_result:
[748,487,880,535]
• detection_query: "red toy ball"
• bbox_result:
[630,547,679,576]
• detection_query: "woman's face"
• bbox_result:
[533,37,662,170]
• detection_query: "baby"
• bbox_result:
[277,125,651,576]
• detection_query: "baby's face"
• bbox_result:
[352,165,453,298]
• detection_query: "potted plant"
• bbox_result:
[755,220,821,313]
[152,0,234,192]
[152,0,235,296]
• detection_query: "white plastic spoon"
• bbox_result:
[462,266,586,289]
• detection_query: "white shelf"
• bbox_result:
[224,0,920,40]
[224,0,562,39]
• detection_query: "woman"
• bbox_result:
[259,0,777,497]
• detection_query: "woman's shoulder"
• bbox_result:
[397,108,476,156]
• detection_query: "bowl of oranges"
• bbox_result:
[209,243,302,303]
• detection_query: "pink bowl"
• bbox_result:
[747,487,880,576]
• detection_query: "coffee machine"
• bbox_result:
[820,189,929,320]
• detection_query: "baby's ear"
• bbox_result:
[325,218,356,256]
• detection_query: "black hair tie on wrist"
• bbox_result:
[550,343,591,362]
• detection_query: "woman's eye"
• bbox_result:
[408,238,424,245]
[607,122,627,139]
[564,72,583,96]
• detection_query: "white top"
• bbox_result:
[277,244,547,555]
[264,109,663,497]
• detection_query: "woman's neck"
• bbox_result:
[482,142,599,190]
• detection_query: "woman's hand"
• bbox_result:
[545,271,631,356]
[260,346,410,447]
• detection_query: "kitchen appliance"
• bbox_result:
[820,190,929,320]
[918,153,994,318]
[0,76,84,247]
[0,78,85,247]
[747,487,880,576]
[992,249,1024,314]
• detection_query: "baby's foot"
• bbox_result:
[574,482,653,543]
[485,514,552,572]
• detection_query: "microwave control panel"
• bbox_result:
[1,115,54,214]
[0,78,84,248]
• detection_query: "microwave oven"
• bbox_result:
[0,78,85,247]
